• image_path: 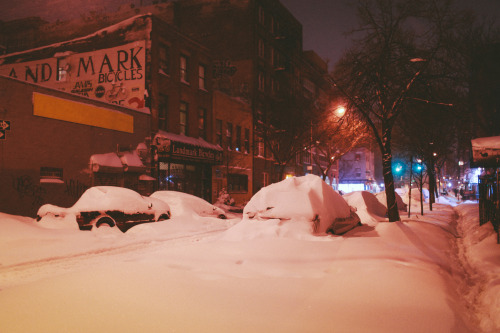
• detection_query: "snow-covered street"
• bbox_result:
[1,196,499,332]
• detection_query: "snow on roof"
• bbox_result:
[0,14,152,63]
[120,151,145,168]
[90,152,123,172]
[139,174,155,181]
[155,130,223,151]
[471,136,500,149]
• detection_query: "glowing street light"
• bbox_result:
[335,106,346,117]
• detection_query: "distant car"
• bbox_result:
[36,186,171,232]
[150,191,227,219]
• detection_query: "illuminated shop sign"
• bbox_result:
[0,41,146,109]
[156,137,223,164]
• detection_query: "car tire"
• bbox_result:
[95,216,116,228]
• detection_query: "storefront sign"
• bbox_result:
[0,41,146,109]
[156,137,223,164]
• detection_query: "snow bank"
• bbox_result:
[226,175,359,240]
[375,190,408,211]
[455,203,500,331]
[343,191,387,225]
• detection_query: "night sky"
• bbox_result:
[1,0,499,68]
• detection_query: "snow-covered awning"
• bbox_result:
[154,130,223,151]
[90,153,123,173]
[471,136,500,167]
[120,151,146,173]
[139,174,156,181]
[91,151,146,173]
[153,130,223,164]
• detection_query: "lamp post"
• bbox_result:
[417,159,424,215]
[458,160,464,182]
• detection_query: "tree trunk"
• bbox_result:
[383,151,400,221]
[428,162,436,211]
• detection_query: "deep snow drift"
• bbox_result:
[1,176,499,333]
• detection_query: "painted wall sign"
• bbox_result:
[0,41,146,109]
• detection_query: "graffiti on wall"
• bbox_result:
[12,175,90,208]
[12,175,46,207]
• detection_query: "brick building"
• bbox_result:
[0,14,224,208]
[0,76,151,217]
[0,0,339,211]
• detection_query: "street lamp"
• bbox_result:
[335,106,346,117]
[458,160,464,181]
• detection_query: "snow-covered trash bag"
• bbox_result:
[343,191,387,225]
[375,191,408,211]
[241,174,360,236]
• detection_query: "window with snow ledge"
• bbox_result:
[40,167,64,184]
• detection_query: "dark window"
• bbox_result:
[180,55,189,83]
[159,43,170,74]
[198,64,206,90]
[198,107,207,139]
[216,119,223,146]
[40,167,63,183]
[226,122,233,150]
[244,128,250,153]
[180,101,188,135]
[228,173,248,192]
[236,125,242,152]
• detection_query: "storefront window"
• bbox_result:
[158,161,211,201]
[228,173,248,192]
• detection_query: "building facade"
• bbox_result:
[173,0,308,193]
[0,14,224,208]
[212,90,253,204]
[0,76,151,217]
[0,0,352,212]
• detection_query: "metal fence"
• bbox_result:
[479,171,500,243]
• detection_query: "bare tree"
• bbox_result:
[255,95,314,181]
[332,0,457,221]
[312,100,371,182]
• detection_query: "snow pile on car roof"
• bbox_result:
[222,175,359,240]
[150,191,225,219]
[343,191,387,225]
[71,186,152,213]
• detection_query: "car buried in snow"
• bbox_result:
[36,186,171,232]
[150,190,227,219]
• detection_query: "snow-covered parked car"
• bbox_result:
[243,174,360,235]
[343,191,388,225]
[150,191,226,219]
[375,190,408,211]
[36,186,171,232]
